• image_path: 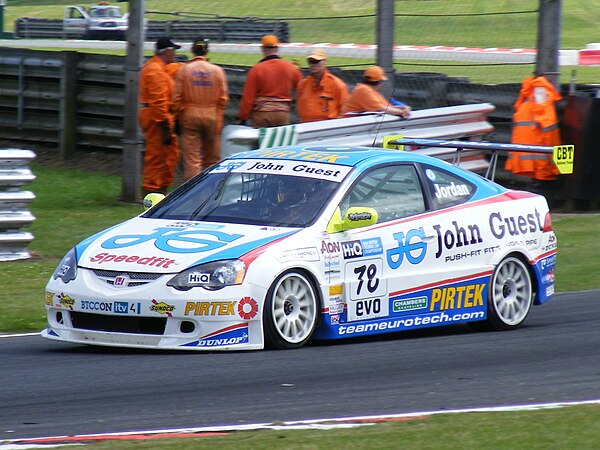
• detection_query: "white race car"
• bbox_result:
[43,143,557,350]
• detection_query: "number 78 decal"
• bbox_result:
[344,258,387,301]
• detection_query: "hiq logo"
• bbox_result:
[342,238,383,260]
[188,272,209,284]
[386,227,427,269]
[342,240,363,259]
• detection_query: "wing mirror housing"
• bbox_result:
[327,206,378,233]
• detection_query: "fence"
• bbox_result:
[13,18,290,42]
[0,47,523,157]
[0,149,36,262]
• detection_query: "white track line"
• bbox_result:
[2,399,600,448]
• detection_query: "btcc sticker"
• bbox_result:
[79,300,142,315]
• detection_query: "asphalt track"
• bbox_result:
[1,290,599,441]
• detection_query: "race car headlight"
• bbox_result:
[52,248,78,283]
[167,260,246,291]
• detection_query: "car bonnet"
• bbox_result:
[75,217,299,273]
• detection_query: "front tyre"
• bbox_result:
[486,256,533,330]
[263,271,318,349]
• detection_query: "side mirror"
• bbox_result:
[327,206,378,233]
[142,193,165,211]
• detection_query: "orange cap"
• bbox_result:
[261,35,279,47]
[307,49,327,61]
[364,66,388,82]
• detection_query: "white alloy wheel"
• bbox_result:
[264,271,318,349]
[488,256,533,330]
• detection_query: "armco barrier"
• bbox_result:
[14,18,289,42]
[222,103,495,172]
[0,149,36,262]
[5,47,566,156]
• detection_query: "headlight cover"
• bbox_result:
[167,260,246,291]
[52,248,78,283]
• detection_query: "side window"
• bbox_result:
[421,164,475,209]
[340,165,425,223]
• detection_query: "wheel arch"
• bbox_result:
[271,266,326,324]
[501,250,540,305]
[488,249,539,304]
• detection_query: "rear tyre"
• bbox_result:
[263,271,318,349]
[485,256,533,330]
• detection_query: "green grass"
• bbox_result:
[5,0,600,49]
[0,165,139,333]
[4,0,600,84]
[21,404,600,449]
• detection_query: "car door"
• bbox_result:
[331,163,432,325]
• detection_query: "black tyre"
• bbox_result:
[263,271,318,349]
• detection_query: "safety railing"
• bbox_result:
[14,17,289,42]
[222,103,496,172]
[0,149,36,262]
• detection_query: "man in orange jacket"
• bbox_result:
[238,35,302,128]
[505,75,561,181]
[138,36,181,197]
[340,66,411,118]
[172,37,229,181]
[296,49,348,123]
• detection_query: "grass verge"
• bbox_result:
[18,404,600,449]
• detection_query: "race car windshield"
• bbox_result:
[145,172,340,228]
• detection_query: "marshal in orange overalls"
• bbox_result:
[505,76,561,181]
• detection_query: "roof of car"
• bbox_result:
[230,145,443,168]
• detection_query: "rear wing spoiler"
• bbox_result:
[387,138,574,181]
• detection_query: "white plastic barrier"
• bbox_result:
[0,149,36,261]
[221,103,495,172]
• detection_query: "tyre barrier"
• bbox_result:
[0,149,36,262]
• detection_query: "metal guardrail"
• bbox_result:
[0,149,36,262]
[0,47,519,156]
[222,103,496,172]
[13,18,290,42]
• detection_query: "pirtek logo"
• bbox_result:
[184,301,236,316]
